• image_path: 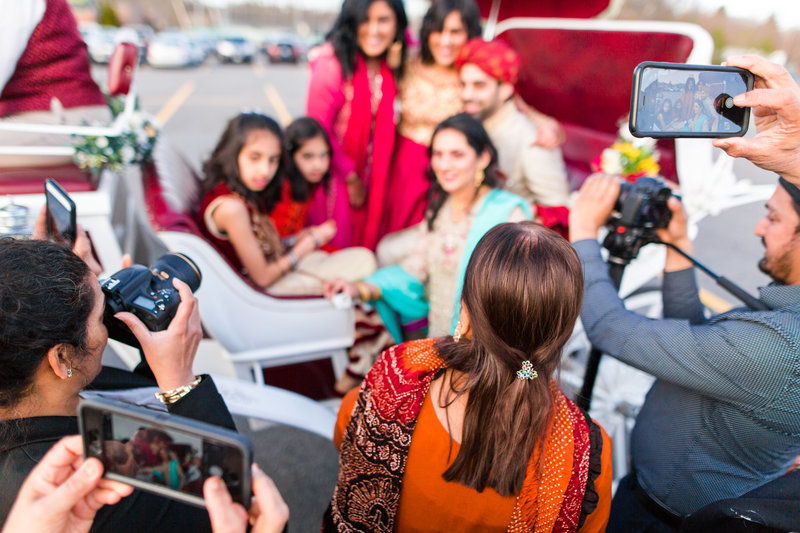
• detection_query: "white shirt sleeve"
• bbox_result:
[0,0,46,93]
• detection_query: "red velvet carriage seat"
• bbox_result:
[496,27,694,188]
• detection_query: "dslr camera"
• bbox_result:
[603,176,674,264]
[101,253,201,344]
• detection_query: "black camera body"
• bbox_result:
[603,176,674,264]
[102,253,201,342]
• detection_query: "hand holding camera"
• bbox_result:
[570,174,686,265]
[113,276,202,392]
[568,174,621,243]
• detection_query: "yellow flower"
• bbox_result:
[613,142,640,161]
[638,157,660,176]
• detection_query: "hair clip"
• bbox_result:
[516,360,538,380]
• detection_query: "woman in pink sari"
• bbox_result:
[306,0,408,250]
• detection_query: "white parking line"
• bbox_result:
[155,80,196,126]
[264,83,293,126]
[252,59,266,78]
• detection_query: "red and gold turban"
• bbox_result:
[454,38,521,85]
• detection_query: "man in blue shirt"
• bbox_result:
[569,55,800,532]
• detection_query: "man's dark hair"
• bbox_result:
[0,238,93,408]
[778,177,800,232]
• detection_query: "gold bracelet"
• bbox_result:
[154,376,202,405]
[355,282,370,302]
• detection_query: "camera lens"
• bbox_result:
[151,253,202,292]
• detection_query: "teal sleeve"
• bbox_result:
[366,265,429,343]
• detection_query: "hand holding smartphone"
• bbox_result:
[44,179,77,246]
[78,398,253,509]
[629,61,754,138]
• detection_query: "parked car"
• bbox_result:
[82,25,117,64]
[216,36,256,64]
[146,32,204,68]
[185,29,218,62]
[264,38,303,64]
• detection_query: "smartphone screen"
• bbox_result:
[79,399,252,508]
[44,179,77,245]
[629,62,753,138]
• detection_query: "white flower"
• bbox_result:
[130,113,144,129]
[95,136,109,149]
[631,136,656,152]
[601,148,623,175]
[618,122,636,143]
[121,145,136,163]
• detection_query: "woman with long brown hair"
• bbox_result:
[325,222,612,532]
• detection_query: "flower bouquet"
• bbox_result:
[72,96,159,174]
[591,120,660,182]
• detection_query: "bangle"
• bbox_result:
[285,250,300,270]
[356,282,379,302]
[281,235,296,249]
[309,231,321,249]
[154,376,202,405]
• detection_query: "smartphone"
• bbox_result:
[629,61,754,138]
[78,398,253,508]
[44,178,77,245]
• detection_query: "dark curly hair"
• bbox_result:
[326,0,408,79]
[202,112,285,213]
[284,117,332,202]
[0,238,93,409]
[419,0,482,65]
[426,113,502,230]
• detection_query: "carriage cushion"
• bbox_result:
[0,164,95,194]
[497,28,693,187]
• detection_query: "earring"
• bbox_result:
[67,367,72,378]
[386,40,402,70]
[453,321,463,342]
[474,168,485,188]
